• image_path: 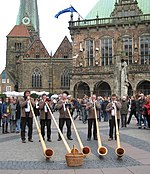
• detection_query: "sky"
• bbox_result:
[0,0,99,73]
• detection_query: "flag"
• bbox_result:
[55,6,77,18]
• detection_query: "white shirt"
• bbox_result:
[111,102,116,116]
[44,104,48,113]
[25,101,30,112]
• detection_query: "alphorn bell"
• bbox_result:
[114,104,125,159]
[66,107,91,157]
[94,101,108,157]
[29,101,54,160]
[45,103,75,154]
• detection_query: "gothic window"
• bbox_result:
[140,35,150,65]
[85,39,94,66]
[61,69,70,88]
[32,69,42,88]
[123,37,133,64]
[15,43,22,51]
[101,37,113,66]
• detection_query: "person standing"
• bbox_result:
[143,95,150,129]
[10,98,17,133]
[39,94,52,142]
[1,97,11,134]
[120,96,128,127]
[86,94,100,141]
[106,94,121,141]
[136,93,145,129]
[0,97,2,127]
[56,93,73,141]
[16,98,21,133]
[127,96,138,125]
[81,95,89,124]
[19,90,35,143]
[101,96,109,122]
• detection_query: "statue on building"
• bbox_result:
[121,59,129,97]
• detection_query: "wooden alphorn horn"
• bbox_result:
[66,107,91,157]
[29,101,54,160]
[94,101,108,157]
[45,103,73,153]
[114,104,125,159]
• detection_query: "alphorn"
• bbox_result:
[45,103,74,154]
[94,101,108,157]
[114,104,125,159]
[29,101,54,160]
[66,107,91,157]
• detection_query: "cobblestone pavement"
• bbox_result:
[0,112,150,173]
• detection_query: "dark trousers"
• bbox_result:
[40,118,51,140]
[146,116,150,128]
[58,118,71,139]
[87,119,97,139]
[127,110,138,124]
[121,114,127,127]
[21,114,33,141]
[109,117,120,139]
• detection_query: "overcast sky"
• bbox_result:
[0,0,99,73]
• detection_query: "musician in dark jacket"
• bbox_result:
[39,94,52,142]
[56,93,73,141]
[19,90,35,143]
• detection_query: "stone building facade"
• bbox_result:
[69,0,150,98]
[2,0,150,98]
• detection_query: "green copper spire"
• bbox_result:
[16,0,39,36]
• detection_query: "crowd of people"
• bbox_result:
[0,90,150,143]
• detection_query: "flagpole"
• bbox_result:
[70,4,84,20]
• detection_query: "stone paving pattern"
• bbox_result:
[0,112,150,173]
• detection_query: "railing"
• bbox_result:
[69,14,150,28]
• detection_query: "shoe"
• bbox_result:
[57,138,62,141]
[138,126,142,129]
[22,140,26,143]
[68,137,73,140]
[47,139,52,142]
[94,138,98,140]
[28,139,33,142]
[108,138,113,141]
[87,138,91,141]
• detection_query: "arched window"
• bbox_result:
[101,37,113,66]
[61,69,70,88]
[32,69,42,88]
[122,36,133,64]
[140,35,150,65]
[85,39,94,66]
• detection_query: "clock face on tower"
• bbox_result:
[22,17,31,25]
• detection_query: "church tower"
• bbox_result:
[16,0,39,37]
[5,0,51,92]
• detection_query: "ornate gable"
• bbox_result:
[111,0,143,17]
[53,36,72,58]
[25,38,50,59]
